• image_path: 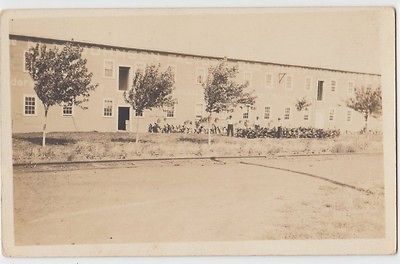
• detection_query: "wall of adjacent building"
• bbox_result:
[10,36,382,134]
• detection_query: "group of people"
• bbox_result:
[147,115,284,138]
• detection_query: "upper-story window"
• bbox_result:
[305,77,312,90]
[285,75,293,90]
[348,81,355,94]
[167,65,177,81]
[330,80,337,92]
[265,73,273,89]
[317,80,324,101]
[23,51,30,72]
[135,110,144,117]
[195,68,206,85]
[24,95,36,116]
[244,72,252,86]
[104,60,114,78]
[118,66,130,91]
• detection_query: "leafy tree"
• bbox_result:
[124,64,175,143]
[295,96,312,111]
[203,59,256,145]
[26,42,98,146]
[346,86,382,133]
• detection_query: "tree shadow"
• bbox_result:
[110,138,153,143]
[21,137,77,146]
[240,161,373,195]
[177,137,214,144]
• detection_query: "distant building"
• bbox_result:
[9,34,382,133]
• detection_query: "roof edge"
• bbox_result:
[9,34,381,77]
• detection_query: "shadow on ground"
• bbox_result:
[19,137,77,146]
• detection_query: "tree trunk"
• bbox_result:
[364,113,368,134]
[136,116,140,144]
[207,114,212,146]
[42,107,49,147]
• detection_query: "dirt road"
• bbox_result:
[13,154,385,245]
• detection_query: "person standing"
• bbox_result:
[277,117,283,138]
[227,115,234,137]
[254,116,260,131]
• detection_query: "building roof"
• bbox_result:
[9,34,381,77]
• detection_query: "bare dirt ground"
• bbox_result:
[13,154,384,245]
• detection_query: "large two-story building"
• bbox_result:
[9,34,382,133]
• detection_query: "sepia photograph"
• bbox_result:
[0,7,396,256]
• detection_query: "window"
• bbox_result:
[244,72,252,86]
[24,96,36,115]
[104,60,114,78]
[167,65,177,80]
[285,75,292,90]
[265,73,273,89]
[103,99,113,117]
[264,106,271,119]
[329,109,335,121]
[195,68,206,84]
[331,80,336,92]
[164,105,175,118]
[135,110,144,117]
[348,82,355,94]
[62,104,73,116]
[195,103,203,118]
[136,63,145,73]
[317,81,324,101]
[346,110,352,122]
[303,107,309,120]
[305,77,311,90]
[118,66,130,90]
[284,107,290,120]
[243,112,249,119]
[23,51,29,72]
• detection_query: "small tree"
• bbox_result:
[203,59,256,145]
[295,96,312,111]
[346,86,382,133]
[123,64,175,143]
[26,42,98,146]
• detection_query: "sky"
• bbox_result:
[8,8,389,74]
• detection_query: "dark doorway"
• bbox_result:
[317,80,324,101]
[118,107,130,131]
[119,66,130,91]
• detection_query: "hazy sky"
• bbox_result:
[9,8,387,74]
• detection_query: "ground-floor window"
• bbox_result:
[164,105,175,118]
[62,104,73,116]
[264,106,271,119]
[195,103,203,118]
[103,99,113,117]
[303,108,309,120]
[346,110,352,122]
[284,107,291,120]
[329,109,335,121]
[24,96,36,116]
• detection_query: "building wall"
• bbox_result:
[10,36,382,134]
